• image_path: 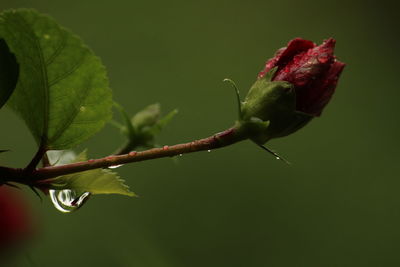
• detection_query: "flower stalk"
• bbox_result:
[0,127,245,185]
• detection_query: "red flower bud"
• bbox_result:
[258,38,345,116]
[238,38,345,144]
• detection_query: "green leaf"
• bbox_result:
[0,9,112,149]
[0,39,19,109]
[113,102,135,138]
[51,169,135,196]
[48,150,135,197]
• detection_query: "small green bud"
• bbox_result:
[131,103,161,130]
[113,102,177,152]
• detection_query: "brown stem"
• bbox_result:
[113,139,140,155]
[0,167,25,185]
[31,127,243,182]
[25,146,47,172]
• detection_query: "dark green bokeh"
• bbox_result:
[1,0,399,266]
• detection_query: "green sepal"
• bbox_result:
[263,66,278,81]
[237,68,313,144]
[131,103,161,130]
[149,108,178,136]
[234,117,270,144]
[241,73,295,122]
[113,102,136,138]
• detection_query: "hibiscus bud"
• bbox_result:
[239,38,345,144]
[259,38,346,116]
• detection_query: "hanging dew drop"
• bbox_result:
[207,150,211,152]
[49,189,91,213]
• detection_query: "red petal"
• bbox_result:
[275,38,336,83]
[273,38,342,115]
[304,60,346,116]
[258,38,315,78]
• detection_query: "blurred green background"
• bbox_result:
[1,0,399,266]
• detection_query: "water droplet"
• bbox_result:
[129,151,137,156]
[49,189,90,213]
[207,150,211,152]
[163,145,169,150]
[276,157,280,160]
[108,164,123,169]
[80,106,86,112]
[179,154,183,157]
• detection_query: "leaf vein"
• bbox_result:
[48,54,86,87]
[15,12,51,146]
[48,80,92,146]
[45,30,67,66]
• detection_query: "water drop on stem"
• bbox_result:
[108,164,123,169]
